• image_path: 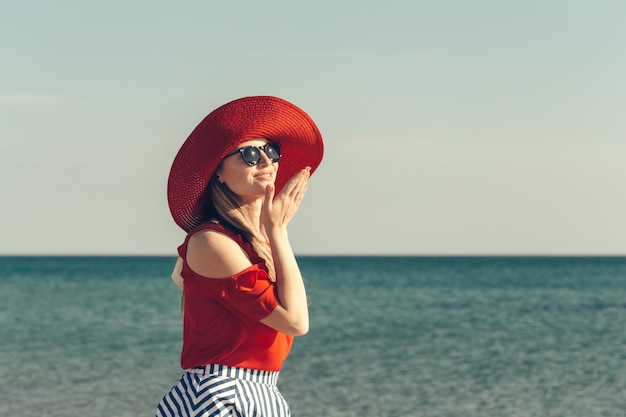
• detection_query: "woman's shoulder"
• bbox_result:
[186,226,252,279]
[188,226,239,251]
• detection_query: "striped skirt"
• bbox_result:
[156,364,290,417]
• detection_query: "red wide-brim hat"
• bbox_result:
[168,96,324,232]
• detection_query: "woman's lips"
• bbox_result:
[254,171,274,180]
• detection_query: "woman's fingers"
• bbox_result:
[283,168,310,201]
[262,168,310,228]
[280,167,310,198]
[263,183,275,209]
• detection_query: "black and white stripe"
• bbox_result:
[156,364,290,417]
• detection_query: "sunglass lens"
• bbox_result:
[242,147,261,165]
[265,144,281,162]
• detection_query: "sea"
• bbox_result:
[1,256,625,417]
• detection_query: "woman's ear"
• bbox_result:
[215,167,225,184]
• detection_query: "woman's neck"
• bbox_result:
[238,199,263,233]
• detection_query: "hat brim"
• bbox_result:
[167,96,324,232]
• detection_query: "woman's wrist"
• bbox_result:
[265,225,288,240]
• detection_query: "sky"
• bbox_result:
[1,0,625,256]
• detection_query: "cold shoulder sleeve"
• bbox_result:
[178,223,279,327]
[211,265,279,327]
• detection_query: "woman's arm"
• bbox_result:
[260,228,309,336]
[259,168,311,336]
[171,257,184,289]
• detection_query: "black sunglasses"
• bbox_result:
[224,142,282,166]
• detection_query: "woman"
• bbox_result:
[158,96,324,417]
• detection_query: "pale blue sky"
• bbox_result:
[1,1,624,255]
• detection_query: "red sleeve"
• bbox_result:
[213,265,279,327]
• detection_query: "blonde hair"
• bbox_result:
[206,176,276,281]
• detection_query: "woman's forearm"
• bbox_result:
[266,227,309,335]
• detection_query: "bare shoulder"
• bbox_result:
[186,229,252,278]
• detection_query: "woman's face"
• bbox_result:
[216,139,279,202]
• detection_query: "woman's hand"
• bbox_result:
[259,167,312,336]
[261,167,311,231]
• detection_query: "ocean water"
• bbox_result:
[1,256,625,417]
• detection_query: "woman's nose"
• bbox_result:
[257,150,273,166]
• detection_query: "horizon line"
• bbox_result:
[1,253,625,258]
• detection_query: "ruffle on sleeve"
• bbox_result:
[215,266,279,327]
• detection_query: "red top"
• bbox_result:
[178,223,293,371]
